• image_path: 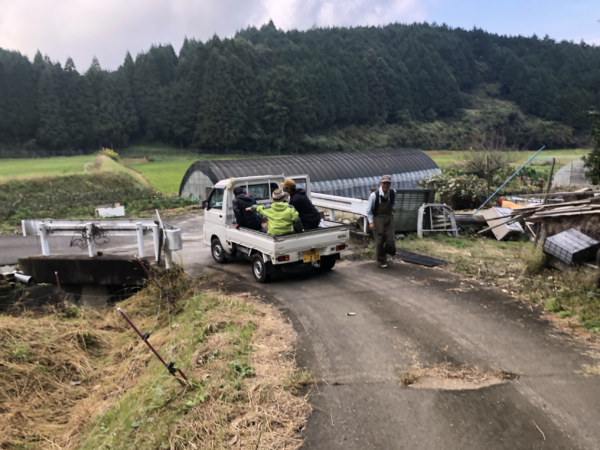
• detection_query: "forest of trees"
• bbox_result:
[1,21,599,155]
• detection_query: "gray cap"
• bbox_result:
[380,175,392,183]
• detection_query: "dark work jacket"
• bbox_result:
[232,193,262,230]
[289,189,321,229]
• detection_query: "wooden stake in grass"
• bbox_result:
[55,271,64,306]
[116,307,187,386]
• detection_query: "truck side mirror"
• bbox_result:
[202,200,210,210]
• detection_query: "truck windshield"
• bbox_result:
[208,188,224,209]
[244,183,280,200]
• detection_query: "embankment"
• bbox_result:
[0,268,312,449]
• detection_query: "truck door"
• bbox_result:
[204,187,225,244]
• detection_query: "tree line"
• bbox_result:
[1,21,599,155]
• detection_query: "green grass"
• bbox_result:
[125,154,267,194]
[0,155,93,181]
[126,158,197,194]
[425,149,591,168]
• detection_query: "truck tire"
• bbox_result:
[252,254,271,283]
[316,255,336,271]
[211,238,227,264]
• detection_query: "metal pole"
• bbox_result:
[151,224,160,261]
[136,223,146,257]
[55,271,64,305]
[135,256,175,305]
[165,248,173,270]
[39,223,50,256]
[86,223,96,257]
[116,307,187,386]
[473,145,546,215]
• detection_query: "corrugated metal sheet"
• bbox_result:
[179,149,440,200]
[394,189,435,232]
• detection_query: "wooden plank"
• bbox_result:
[477,212,532,234]
[528,209,600,222]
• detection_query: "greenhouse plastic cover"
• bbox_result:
[179,149,441,199]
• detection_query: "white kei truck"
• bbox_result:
[203,175,350,283]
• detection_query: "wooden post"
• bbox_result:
[486,155,490,197]
[543,158,556,205]
[536,158,556,240]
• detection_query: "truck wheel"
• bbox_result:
[211,238,227,264]
[316,255,336,271]
[252,254,271,283]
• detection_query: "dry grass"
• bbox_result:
[396,234,600,334]
[399,362,520,390]
[577,365,600,377]
[0,307,128,448]
[0,268,312,449]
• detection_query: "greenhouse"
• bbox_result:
[179,149,440,200]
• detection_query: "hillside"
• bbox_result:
[1,22,599,156]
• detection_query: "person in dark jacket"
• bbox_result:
[280,179,322,230]
[232,186,263,230]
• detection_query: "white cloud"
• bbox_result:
[0,0,427,70]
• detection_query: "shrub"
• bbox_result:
[418,173,486,200]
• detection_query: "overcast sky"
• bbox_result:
[0,0,598,71]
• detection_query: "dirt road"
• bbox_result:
[2,214,600,449]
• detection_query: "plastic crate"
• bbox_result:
[543,228,600,265]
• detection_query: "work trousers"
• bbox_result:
[373,213,395,264]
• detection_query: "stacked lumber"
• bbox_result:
[478,195,600,234]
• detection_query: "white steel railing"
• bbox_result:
[21,217,182,269]
[312,193,370,232]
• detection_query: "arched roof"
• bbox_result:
[179,149,438,196]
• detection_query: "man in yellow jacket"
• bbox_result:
[248,189,303,236]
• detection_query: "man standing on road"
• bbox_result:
[366,175,396,268]
[280,179,322,230]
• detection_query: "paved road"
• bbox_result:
[2,215,600,449]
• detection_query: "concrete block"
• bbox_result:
[18,254,154,286]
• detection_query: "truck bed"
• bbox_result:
[224,221,349,261]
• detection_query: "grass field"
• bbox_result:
[125,158,197,194]
[425,149,591,167]
[124,154,266,194]
[1,148,591,194]
[0,155,93,182]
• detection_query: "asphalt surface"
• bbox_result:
[2,214,600,449]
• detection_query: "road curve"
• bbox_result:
[186,217,600,450]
